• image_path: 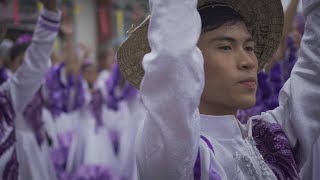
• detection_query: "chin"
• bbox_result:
[237,97,256,109]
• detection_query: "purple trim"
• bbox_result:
[200,135,214,153]
[41,14,60,24]
[194,136,221,180]
[39,21,60,32]
[109,130,120,155]
[0,131,15,157]
[51,131,74,179]
[0,68,8,85]
[0,93,18,180]
[3,150,18,180]
[194,149,201,180]
[64,165,112,180]
[252,119,300,180]
[90,90,104,130]
[23,89,45,145]
[106,63,137,111]
[45,63,85,118]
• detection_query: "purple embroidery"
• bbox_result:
[194,135,221,180]
[252,119,300,180]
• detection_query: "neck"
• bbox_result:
[199,98,237,116]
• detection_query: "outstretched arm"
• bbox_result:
[264,0,320,169]
[2,1,61,113]
[135,0,204,179]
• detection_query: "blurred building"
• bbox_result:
[0,0,148,58]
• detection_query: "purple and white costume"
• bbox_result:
[135,0,320,179]
[0,8,61,180]
[64,77,117,180]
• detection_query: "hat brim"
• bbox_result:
[118,0,284,89]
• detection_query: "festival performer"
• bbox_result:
[0,0,60,179]
[117,0,320,179]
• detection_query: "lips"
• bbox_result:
[239,78,257,89]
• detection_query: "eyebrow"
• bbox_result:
[209,36,254,44]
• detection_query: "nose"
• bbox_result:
[237,49,257,71]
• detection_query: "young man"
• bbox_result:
[0,0,61,179]
[117,0,320,179]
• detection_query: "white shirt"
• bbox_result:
[0,8,61,179]
[135,0,320,179]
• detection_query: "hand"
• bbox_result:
[60,8,73,36]
[38,0,57,12]
[79,43,93,60]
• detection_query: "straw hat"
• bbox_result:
[118,0,284,89]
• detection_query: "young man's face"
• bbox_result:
[197,22,258,115]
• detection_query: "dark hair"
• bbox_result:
[199,5,250,34]
[9,43,29,62]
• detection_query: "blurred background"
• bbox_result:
[0,0,149,60]
[0,0,302,60]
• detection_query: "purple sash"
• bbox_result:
[0,92,18,180]
[45,63,85,118]
[194,135,221,180]
[23,89,45,145]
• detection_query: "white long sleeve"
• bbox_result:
[0,8,61,114]
[135,0,204,179]
[0,8,60,179]
[260,0,320,171]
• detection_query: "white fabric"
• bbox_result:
[135,0,320,179]
[66,83,117,175]
[118,95,145,180]
[0,8,61,180]
[96,69,111,98]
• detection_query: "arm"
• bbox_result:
[136,0,204,179]
[5,7,61,114]
[59,13,79,76]
[263,0,320,168]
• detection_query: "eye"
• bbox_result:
[245,46,255,52]
[218,46,232,51]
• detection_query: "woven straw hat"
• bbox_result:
[118,0,284,89]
